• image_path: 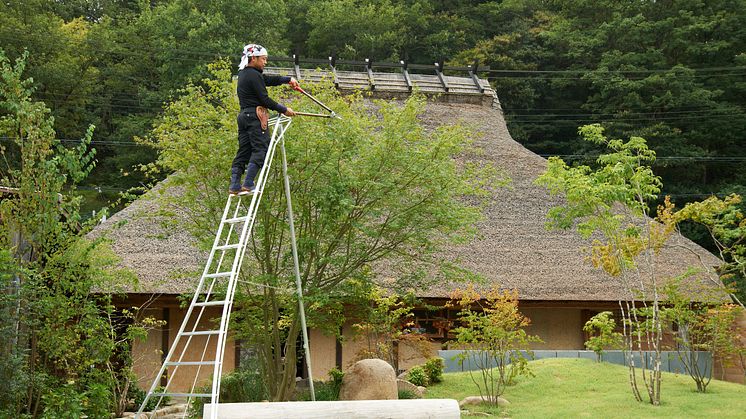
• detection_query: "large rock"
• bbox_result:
[339,359,397,400]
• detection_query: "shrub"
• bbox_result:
[423,357,445,384]
[398,389,418,399]
[299,368,345,401]
[407,366,428,387]
[450,287,541,407]
[327,367,344,399]
[131,385,169,412]
[189,368,266,417]
[583,311,623,362]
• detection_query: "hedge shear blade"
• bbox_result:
[293,85,342,119]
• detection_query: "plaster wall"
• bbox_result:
[521,308,585,350]
[131,308,166,390]
[309,329,337,379]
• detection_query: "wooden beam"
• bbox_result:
[434,62,449,92]
[366,58,375,91]
[400,60,412,92]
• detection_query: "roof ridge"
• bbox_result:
[264,66,496,107]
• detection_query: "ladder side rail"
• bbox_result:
[160,195,246,412]
[210,116,292,414]
[177,198,250,410]
[180,228,241,410]
[151,198,243,408]
[136,197,235,417]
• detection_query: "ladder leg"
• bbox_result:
[281,137,316,400]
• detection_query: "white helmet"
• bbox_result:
[239,43,268,70]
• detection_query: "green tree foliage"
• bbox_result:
[537,124,669,405]
[449,287,540,408]
[2,1,744,255]
[536,124,743,404]
[583,311,623,362]
[144,59,491,400]
[662,279,745,393]
[0,50,146,418]
[451,0,746,224]
[351,287,433,372]
[674,194,746,304]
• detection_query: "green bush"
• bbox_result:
[398,389,418,399]
[131,385,170,412]
[189,368,266,417]
[297,367,345,401]
[423,357,445,384]
[327,367,344,399]
[407,366,428,387]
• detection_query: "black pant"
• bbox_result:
[232,110,269,171]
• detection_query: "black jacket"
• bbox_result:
[237,67,290,113]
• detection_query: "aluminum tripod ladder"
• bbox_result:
[136,114,315,418]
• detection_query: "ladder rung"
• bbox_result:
[151,392,212,398]
[224,216,250,224]
[182,330,222,336]
[165,361,219,366]
[215,243,241,251]
[204,271,233,279]
[194,300,227,307]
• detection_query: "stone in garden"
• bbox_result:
[396,379,424,398]
[459,395,510,408]
[417,385,427,396]
[339,359,397,400]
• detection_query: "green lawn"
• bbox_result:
[425,358,746,418]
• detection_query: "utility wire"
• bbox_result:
[2,30,746,79]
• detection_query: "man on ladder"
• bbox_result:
[230,43,299,195]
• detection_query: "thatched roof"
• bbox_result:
[90,71,722,301]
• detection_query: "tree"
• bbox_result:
[583,311,623,363]
[448,287,540,408]
[537,124,671,405]
[350,286,433,372]
[304,0,405,61]
[662,278,744,393]
[143,59,494,400]
[0,50,147,418]
[673,194,746,306]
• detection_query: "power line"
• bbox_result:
[0,136,152,148]
[3,29,746,80]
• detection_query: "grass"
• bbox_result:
[425,358,746,418]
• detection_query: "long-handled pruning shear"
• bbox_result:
[292,85,342,120]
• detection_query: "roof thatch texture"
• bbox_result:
[90,76,722,301]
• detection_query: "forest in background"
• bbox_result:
[1,0,745,249]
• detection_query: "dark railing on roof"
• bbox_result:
[267,55,491,93]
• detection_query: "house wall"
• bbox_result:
[132,308,166,390]
[398,341,440,371]
[522,307,585,350]
[309,329,337,379]
[130,305,236,393]
[714,311,746,384]
[165,307,236,392]
[340,322,371,369]
[130,302,627,389]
